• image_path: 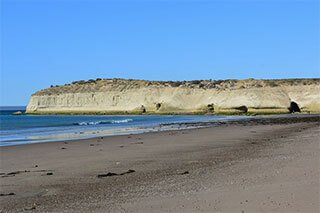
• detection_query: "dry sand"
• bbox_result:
[0,115,319,212]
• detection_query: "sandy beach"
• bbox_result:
[0,115,319,212]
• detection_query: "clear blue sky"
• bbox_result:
[1,0,319,106]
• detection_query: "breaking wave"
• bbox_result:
[74,119,133,126]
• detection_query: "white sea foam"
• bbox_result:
[74,119,133,126]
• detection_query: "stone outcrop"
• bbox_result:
[26,78,320,114]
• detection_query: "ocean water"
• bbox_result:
[0,107,244,146]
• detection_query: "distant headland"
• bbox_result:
[26,78,320,115]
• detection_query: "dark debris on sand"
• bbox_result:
[97,169,136,178]
[0,192,15,196]
[178,171,189,175]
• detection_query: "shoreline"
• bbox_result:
[1,114,319,212]
[1,114,318,147]
[1,114,246,147]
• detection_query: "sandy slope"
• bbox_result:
[0,115,319,212]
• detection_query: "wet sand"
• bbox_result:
[0,115,319,212]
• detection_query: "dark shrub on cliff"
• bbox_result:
[190,80,201,85]
[170,81,183,87]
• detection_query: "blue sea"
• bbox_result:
[0,106,245,146]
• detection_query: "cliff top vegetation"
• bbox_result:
[34,78,320,96]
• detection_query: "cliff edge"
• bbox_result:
[26,78,320,114]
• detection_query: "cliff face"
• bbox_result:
[26,79,320,114]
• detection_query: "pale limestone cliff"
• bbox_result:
[26,78,320,114]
